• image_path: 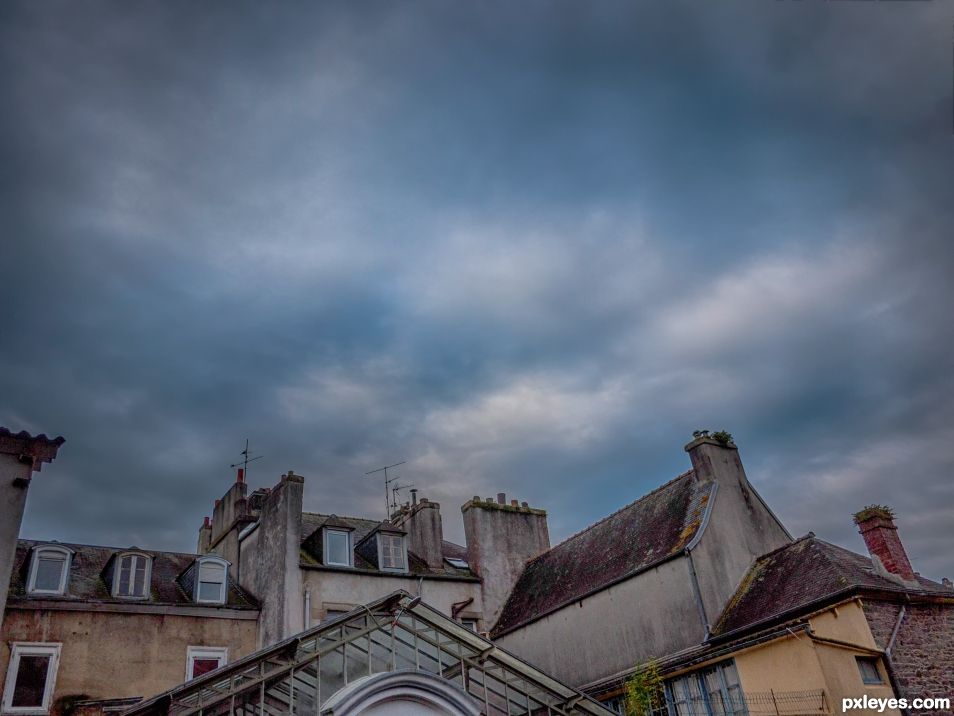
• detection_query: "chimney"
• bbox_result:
[854,505,918,587]
[392,495,444,570]
[236,468,244,483]
[197,516,212,554]
[462,495,549,628]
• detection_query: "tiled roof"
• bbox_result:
[0,427,65,445]
[299,512,476,579]
[493,470,713,636]
[8,539,258,609]
[713,536,949,636]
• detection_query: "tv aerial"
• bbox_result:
[230,438,263,479]
[365,461,406,519]
[390,482,415,513]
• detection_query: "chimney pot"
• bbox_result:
[497,492,506,505]
[485,497,493,503]
[510,499,519,507]
[287,469,295,477]
[943,578,952,589]
[521,501,529,508]
[236,468,245,483]
[202,516,210,528]
[411,488,418,505]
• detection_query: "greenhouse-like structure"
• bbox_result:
[123,591,613,716]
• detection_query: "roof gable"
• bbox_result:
[494,469,712,635]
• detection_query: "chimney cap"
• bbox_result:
[853,504,896,524]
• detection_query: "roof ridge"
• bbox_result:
[17,538,200,559]
[302,511,381,524]
[523,469,695,568]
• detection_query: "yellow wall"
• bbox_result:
[1,607,258,711]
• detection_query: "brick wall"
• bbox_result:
[863,599,954,715]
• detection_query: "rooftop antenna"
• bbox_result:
[230,438,263,479]
[365,461,406,519]
[390,482,415,513]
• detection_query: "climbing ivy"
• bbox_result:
[624,658,665,716]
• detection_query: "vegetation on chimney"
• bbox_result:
[711,430,734,446]
[853,504,895,523]
[624,658,664,716]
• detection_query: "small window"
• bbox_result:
[113,553,151,599]
[857,656,884,685]
[2,643,61,714]
[186,646,228,680]
[446,557,469,569]
[461,618,479,632]
[28,546,71,596]
[324,529,352,567]
[379,533,406,572]
[195,557,228,604]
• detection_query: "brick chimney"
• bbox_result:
[853,505,919,588]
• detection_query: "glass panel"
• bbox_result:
[34,556,66,591]
[191,657,221,678]
[325,531,350,566]
[381,535,405,569]
[199,561,224,583]
[134,558,148,596]
[704,669,727,716]
[12,654,51,708]
[199,580,224,602]
[119,558,132,594]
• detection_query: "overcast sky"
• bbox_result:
[2,1,952,580]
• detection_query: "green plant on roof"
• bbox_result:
[624,658,664,716]
[712,430,734,446]
[853,504,895,523]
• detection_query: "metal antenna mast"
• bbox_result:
[230,438,263,478]
[365,461,406,519]
[390,482,415,514]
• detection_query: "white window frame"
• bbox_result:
[27,546,72,596]
[323,528,353,567]
[112,552,152,599]
[193,556,229,605]
[377,533,407,573]
[186,646,228,681]
[2,642,62,715]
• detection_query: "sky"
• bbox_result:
[2,1,952,580]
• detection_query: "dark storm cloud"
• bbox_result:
[1,1,951,578]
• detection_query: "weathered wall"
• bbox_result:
[236,472,303,647]
[392,500,444,571]
[0,607,257,712]
[863,599,954,715]
[495,556,703,687]
[685,439,792,630]
[462,498,549,628]
[301,570,483,628]
[0,453,33,619]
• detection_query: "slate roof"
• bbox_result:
[493,470,714,636]
[299,512,476,579]
[713,535,950,636]
[8,539,258,610]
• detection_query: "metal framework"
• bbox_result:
[124,591,613,716]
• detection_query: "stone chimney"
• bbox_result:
[197,516,212,554]
[854,505,919,588]
[462,493,549,627]
[0,428,65,619]
[392,496,444,570]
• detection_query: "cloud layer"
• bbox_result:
[1,1,951,579]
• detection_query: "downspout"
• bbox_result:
[883,602,908,716]
[685,481,719,640]
[304,588,311,629]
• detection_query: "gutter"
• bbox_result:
[884,601,909,716]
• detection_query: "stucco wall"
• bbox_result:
[0,607,257,712]
[301,570,482,628]
[496,556,703,687]
[0,454,32,619]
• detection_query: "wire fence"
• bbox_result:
[605,689,829,716]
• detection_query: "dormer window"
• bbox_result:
[113,552,151,599]
[378,533,407,572]
[324,529,353,567]
[195,556,228,604]
[28,545,72,595]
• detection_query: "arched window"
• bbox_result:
[113,552,152,599]
[27,545,72,595]
[194,556,229,604]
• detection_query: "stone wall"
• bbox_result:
[863,599,954,715]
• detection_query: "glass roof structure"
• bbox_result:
[124,591,613,716]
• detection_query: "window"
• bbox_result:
[186,647,228,680]
[324,529,352,567]
[667,660,746,716]
[445,557,469,569]
[461,618,479,632]
[27,546,71,596]
[113,553,151,599]
[378,533,406,572]
[195,557,228,604]
[2,643,61,714]
[857,656,884,685]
